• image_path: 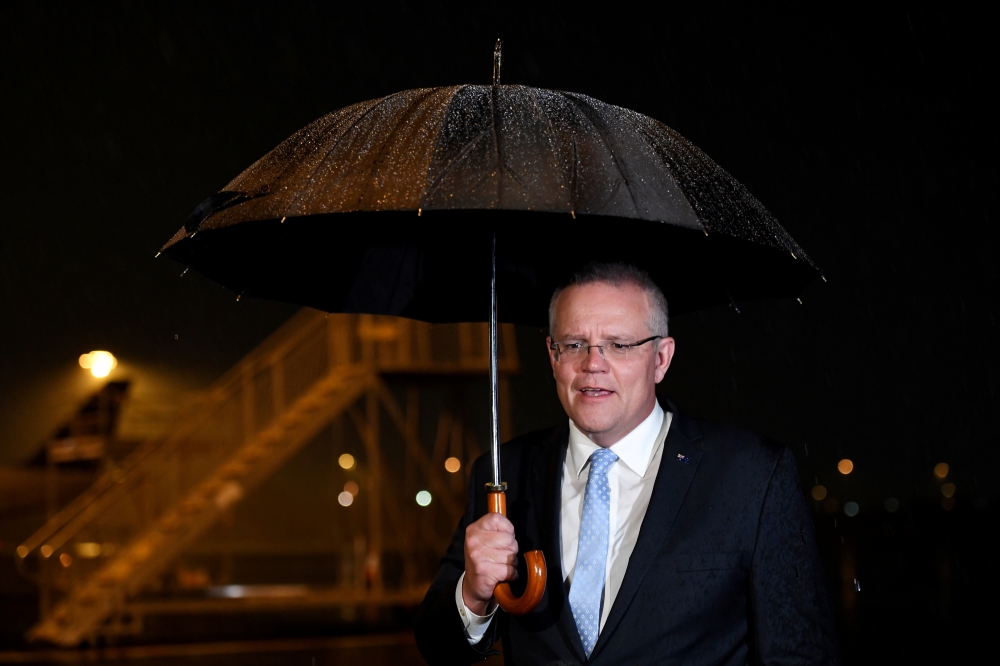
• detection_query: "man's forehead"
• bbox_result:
[553,282,651,333]
[556,281,650,309]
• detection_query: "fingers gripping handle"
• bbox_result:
[487,490,547,615]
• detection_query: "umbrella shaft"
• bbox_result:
[490,233,502,488]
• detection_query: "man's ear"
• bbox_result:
[653,336,675,383]
[546,336,557,372]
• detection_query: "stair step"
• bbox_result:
[21,314,519,646]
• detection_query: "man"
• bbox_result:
[415,263,838,665]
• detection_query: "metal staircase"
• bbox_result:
[17,310,518,646]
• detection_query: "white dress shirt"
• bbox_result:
[457,403,672,644]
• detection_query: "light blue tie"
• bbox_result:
[569,448,618,657]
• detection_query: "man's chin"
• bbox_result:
[568,410,620,439]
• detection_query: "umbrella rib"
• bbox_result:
[489,85,503,205]
[286,92,405,215]
[351,87,442,209]
[487,86,531,196]
[420,87,494,203]
[526,87,574,210]
[560,92,641,216]
[570,134,579,207]
[632,117,708,235]
[418,85,465,205]
[635,115,809,260]
[229,110,342,204]
[421,135,493,203]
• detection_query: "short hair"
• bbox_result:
[548,262,669,337]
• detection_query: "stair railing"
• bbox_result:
[18,310,518,622]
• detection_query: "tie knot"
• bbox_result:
[590,448,618,474]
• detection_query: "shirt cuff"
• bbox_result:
[455,571,498,644]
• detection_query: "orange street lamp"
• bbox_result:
[79,351,117,378]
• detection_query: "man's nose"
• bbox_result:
[582,345,608,371]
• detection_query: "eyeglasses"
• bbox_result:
[549,336,663,363]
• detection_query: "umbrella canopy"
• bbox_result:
[162,84,820,325]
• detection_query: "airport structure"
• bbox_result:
[16,312,518,646]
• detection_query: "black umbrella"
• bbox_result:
[161,41,821,614]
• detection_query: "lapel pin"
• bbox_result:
[676,453,690,465]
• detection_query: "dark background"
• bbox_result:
[1,2,996,662]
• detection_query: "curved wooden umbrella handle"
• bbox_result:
[488,490,547,615]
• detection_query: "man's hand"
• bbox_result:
[462,513,519,615]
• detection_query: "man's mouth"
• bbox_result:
[579,387,613,397]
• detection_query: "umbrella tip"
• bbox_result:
[493,38,503,86]
[154,252,161,258]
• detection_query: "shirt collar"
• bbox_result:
[567,400,665,479]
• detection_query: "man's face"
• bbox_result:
[547,282,675,447]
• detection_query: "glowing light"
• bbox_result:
[934,462,949,479]
[59,553,73,567]
[444,457,462,473]
[338,453,355,470]
[941,482,956,498]
[415,490,432,507]
[884,498,899,513]
[16,545,28,559]
[338,491,354,507]
[74,542,102,559]
[811,485,827,501]
[843,502,859,517]
[40,545,53,558]
[344,481,359,496]
[79,351,117,378]
[208,584,307,599]
[837,459,854,475]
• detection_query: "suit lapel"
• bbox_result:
[531,423,588,662]
[589,404,704,661]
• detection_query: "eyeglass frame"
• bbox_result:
[548,335,664,362]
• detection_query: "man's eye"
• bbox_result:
[564,343,584,350]
[609,343,628,350]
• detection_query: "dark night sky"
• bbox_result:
[1,3,997,511]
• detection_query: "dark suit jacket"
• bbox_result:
[415,400,839,665]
